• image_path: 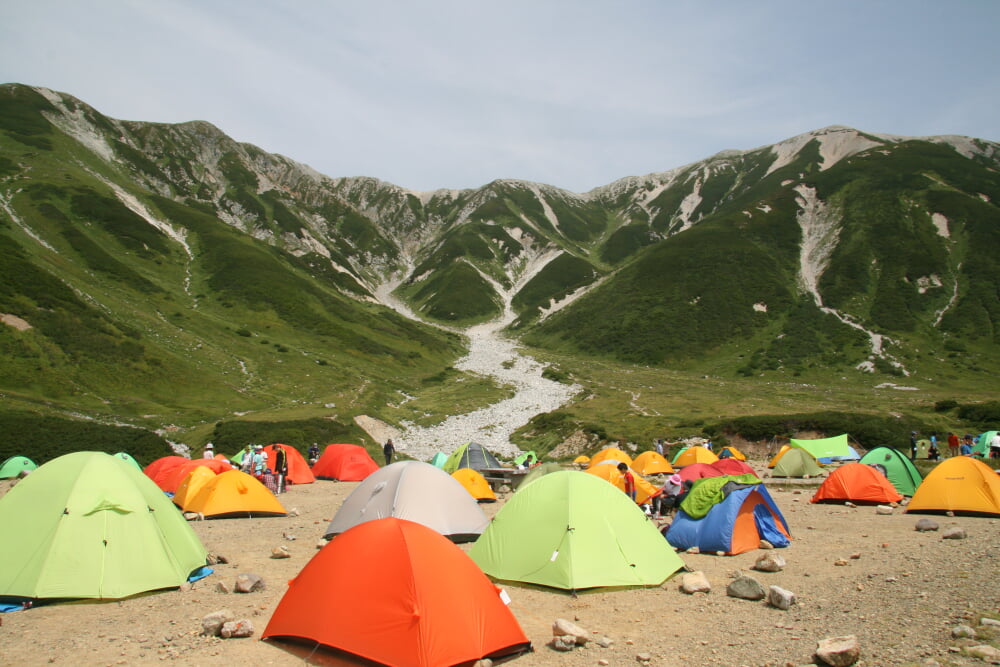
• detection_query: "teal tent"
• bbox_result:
[0,456,36,479]
[859,447,922,496]
[469,471,685,591]
[975,431,997,458]
[0,451,207,601]
[790,434,852,460]
[429,452,448,469]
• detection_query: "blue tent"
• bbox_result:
[665,484,790,555]
[817,445,861,464]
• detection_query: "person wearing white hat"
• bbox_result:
[202,442,215,459]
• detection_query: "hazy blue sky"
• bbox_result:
[3,1,999,192]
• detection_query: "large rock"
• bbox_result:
[914,518,940,532]
[551,618,589,645]
[679,571,711,594]
[726,575,767,601]
[942,527,967,540]
[201,609,234,636]
[753,553,786,572]
[815,635,860,666]
[219,619,254,639]
[767,585,796,610]
[234,573,265,593]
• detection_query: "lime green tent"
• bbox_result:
[513,451,537,466]
[0,456,36,479]
[429,452,448,469]
[113,452,142,471]
[771,447,825,478]
[517,462,563,490]
[790,434,851,460]
[670,447,690,465]
[469,471,685,591]
[858,447,922,496]
[0,451,207,601]
[443,442,501,475]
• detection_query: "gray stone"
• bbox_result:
[815,635,860,666]
[551,635,575,651]
[219,619,254,639]
[951,624,977,639]
[636,652,652,662]
[234,573,265,593]
[552,618,589,645]
[201,609,234,636]
[215,580,231,594]
[727,575,768,601]
[679,571,711,594]
[596,636,614,648]
[753,553,786,572]
[942,527,967,540]
[914,518,940,532]
[767,585,796,610]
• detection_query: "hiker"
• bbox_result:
[947,432,960,458]
[654,473,683,517]
[383,438,395,466]
[927,441,940,461]
[202,442,214,459]
[617,462,636,502]
[929,433,938,456]
[308,443,320,466]
[252,444,268,478]
[909,431,918,461]
[240,445,254,473]
[655,439,664,456]
[960,438,973,456]
[704,439,713,452]
[990,432,1000,459]
[273,445,288,493]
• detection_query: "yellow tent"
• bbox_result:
[572,455,590,464]
[906,457,1000,516]
[718,446,747,461]
[451,468,497,503]
[767,445,792,468]
[588,448,633,468]
[185,470,286,518]
[585,463,659,504]
[673,447,719,467]
[173,466,217,511]
[632,451,675,475]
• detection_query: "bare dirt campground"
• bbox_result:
[1,463,998,667]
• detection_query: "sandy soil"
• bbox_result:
[1,462,998,667]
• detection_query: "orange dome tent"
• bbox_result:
[143,456,189,484]
[172,466,218,511]
[632,451,675,475]
[906,456,1000,517]
[451,468,497,502]
[264,444,316,485]
[585,463,660,504]
[312,444,379,481]
[810,463,903,505]
[263,518,531,667]
[572,455,590,465]
[153,457,232,494]
[184,469,286,518]
[589,448,633,468]
[673,447,719,467]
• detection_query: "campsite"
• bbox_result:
[1,445,999,667]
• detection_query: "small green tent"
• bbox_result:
[469,471,685,591]
[975,431,997,458]
[443,442,501,475]
[113,452,143,471]
[771,447,825,478]
[859,447,922,496]
[789,434,851,460]
[513,451,537,466]
[0,456,36,479]
[0,451,207,602]
[429,452,448,469]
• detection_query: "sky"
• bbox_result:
[3,1,999,193]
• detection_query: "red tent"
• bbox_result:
[811,462,903,505]
[263,518,531,666]
[263,444,315,485]
[143,456,189,483]
[154,457,233,493]
[312,444,379,481]
[678,462,725,484]
[712,458,757,477]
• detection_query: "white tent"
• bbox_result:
[324,461,488,543]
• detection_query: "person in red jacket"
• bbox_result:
[947,432,960,458]
[617,462,636,502]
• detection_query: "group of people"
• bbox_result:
[224,443,289,494]
[910,431,995,461]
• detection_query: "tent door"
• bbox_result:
[752,503,789,548]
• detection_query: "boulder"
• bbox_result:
[270,545,291,559]
[815,635,860,666]
[201,609,234,636]
[552,618,589,645]
[753,553,786,572]
[767,585,796,610]
[551,635,575,651]
[679,571,711,594]
[942,527,967,540]
[726,575,767,601]
[234,573,265,593]
[951,624,977,639]
[219,619,254,639]
[967,645,1000,662]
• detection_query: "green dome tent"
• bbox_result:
[113,452,143,471]
[442,442,501,474]
[517,462,563,490]
[770,447,825,478]
[0,451,207,602]
[0,456,36,479]
[859,447,922,496]
[469,471,685,591]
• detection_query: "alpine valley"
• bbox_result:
[1,83,998,462]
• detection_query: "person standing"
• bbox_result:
[947,432,960,458]
[617,462,636,502]
[308,443,320,466]
[273,445,288,493]
[202,442,215,459]
[990,432,1000,460]
[383,438,395,466]
[909,431,918,461]
[655,439,665,457]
